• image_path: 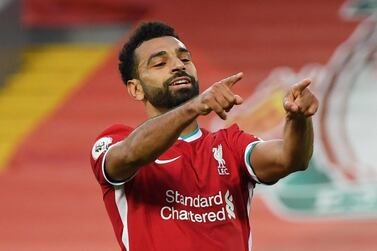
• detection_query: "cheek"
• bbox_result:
[140,70,166,87]
[187,64,198,80]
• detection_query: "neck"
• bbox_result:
[180,121,199,137]
[145,102,169,118]
[145,102,198,137]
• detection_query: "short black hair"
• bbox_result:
[118,21,180,85]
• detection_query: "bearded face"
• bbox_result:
[131,36,199,110]
[141,70,199,109]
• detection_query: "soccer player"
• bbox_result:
[90,22,318,251]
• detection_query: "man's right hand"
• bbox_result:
[105,73,244,182]
[191,72,244,120]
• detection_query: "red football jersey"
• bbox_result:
[90,123,262,251]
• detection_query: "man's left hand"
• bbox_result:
[283,79,319,118]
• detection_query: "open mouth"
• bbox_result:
[169,77,192,86]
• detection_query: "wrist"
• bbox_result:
[286,112,307,122]
[182,98,201,119]
[285,113,311,128]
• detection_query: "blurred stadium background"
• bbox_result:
[0,0,376,250]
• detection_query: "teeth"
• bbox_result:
[172,79,189,85]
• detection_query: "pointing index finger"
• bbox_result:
[222,72,244,88]
[293,79,312,94]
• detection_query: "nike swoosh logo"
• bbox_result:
[155,156,181,164]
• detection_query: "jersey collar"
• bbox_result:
[178,127,202,142]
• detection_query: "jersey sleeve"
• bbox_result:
[225,124,264,184]
[89,124,133,187]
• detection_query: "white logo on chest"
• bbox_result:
[212,144,229,175]
[155,156,181,164]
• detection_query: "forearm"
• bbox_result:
[105,72,244,181]
[249,79,317,183]
[107,100,199,180]
[281,115,314,171]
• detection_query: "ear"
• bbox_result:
[127,79,145,101]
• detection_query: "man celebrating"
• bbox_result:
[90,22,318,251]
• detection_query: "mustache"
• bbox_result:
[164,71,196,87]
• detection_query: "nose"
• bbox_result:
[171,57,186,73]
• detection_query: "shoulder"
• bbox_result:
[92,124,134,146]
[97,124,133,139]
[93,123,134,148]
[90,124,133,161]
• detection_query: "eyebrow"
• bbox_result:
[177,47,189,54]
[147,51,167,66]
[146,47,190,66]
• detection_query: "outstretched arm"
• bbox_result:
[250,79,319,184]
[106,73,244,182]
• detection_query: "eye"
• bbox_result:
[181,58,190,63]
[154,62,166,67]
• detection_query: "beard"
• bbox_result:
[141,71,199,109]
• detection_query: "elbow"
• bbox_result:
[283,157,311,173]
[293,158,311,172]
[287,149,313,172]
[296,164,309,171]
[299,151,313,171]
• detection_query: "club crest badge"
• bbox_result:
[213,144,229,175]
